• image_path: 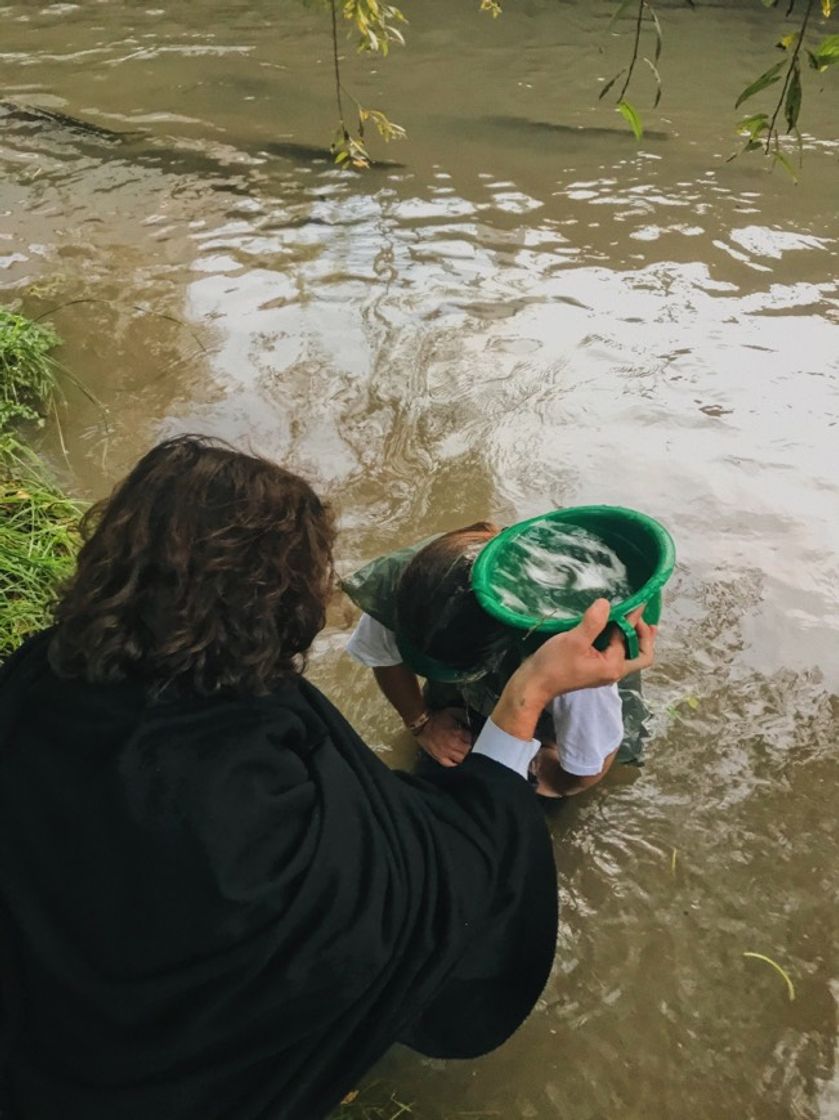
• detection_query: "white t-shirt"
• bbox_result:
[346,611,403,667]
[346,612,623,777]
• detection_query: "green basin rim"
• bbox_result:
[471,505,676,633]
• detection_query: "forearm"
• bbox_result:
[372,664,426,727]
[490,663,552,743]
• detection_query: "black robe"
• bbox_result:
[0,633,557,1120]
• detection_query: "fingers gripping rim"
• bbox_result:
[614,615,639,660]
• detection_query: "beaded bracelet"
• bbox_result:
[405,710,432,736]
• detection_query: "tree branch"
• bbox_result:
[765,0,814,151]
[618,0,647,102]
[330,0,346,132]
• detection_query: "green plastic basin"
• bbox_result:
[471,505,675,658]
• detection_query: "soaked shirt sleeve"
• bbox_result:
[550,684,624,776]
[345,612,403,667]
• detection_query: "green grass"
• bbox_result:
[0,307,83,658]
[0,308,61,432]
[0,469,83,658]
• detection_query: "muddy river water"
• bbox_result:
[2,1,838,1116]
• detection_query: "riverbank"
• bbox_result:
[0,308,83,657]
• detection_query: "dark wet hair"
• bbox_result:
[395,522,507,671]
[50,434,336,696]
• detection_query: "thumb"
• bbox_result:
[575,598,611,645]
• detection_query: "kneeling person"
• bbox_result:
[344,522,630,796]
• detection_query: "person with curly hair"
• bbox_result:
[0,434,655,1120]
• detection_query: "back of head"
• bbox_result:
[50,434,335,696]
[395,522,506,672]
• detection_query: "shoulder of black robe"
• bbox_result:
[0,634,557,1120]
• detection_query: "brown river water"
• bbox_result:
[2,1,838,1116]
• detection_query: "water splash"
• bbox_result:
[490,521,632,619]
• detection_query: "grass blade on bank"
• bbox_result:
[0,308,84,658]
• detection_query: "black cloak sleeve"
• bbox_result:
[0,636,557,1120]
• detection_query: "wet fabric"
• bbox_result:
[343,541,522,715]
[341,538,434,630]
[342,544,651,764]
[0,633,557,1120]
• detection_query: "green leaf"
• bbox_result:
[814,33,839,56]
[598,68,626,101]
[736,112,770,137]
[772,149,799,182]
[807,35,839,69]
[822,0,834,16]
[785,62,802,132]
[617,99,643,140]
[735,61,785,108]
[808,52,839,70]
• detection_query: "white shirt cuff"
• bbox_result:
[472,717,540,781]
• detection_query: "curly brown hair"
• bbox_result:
[49,434,336,696]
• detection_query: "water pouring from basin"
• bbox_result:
[471,506,676,659]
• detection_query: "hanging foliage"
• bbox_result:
[305,0,836,171]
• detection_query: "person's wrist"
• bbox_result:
[405,709,432,736]
[491,663,552,742]
[511,658,557,711]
